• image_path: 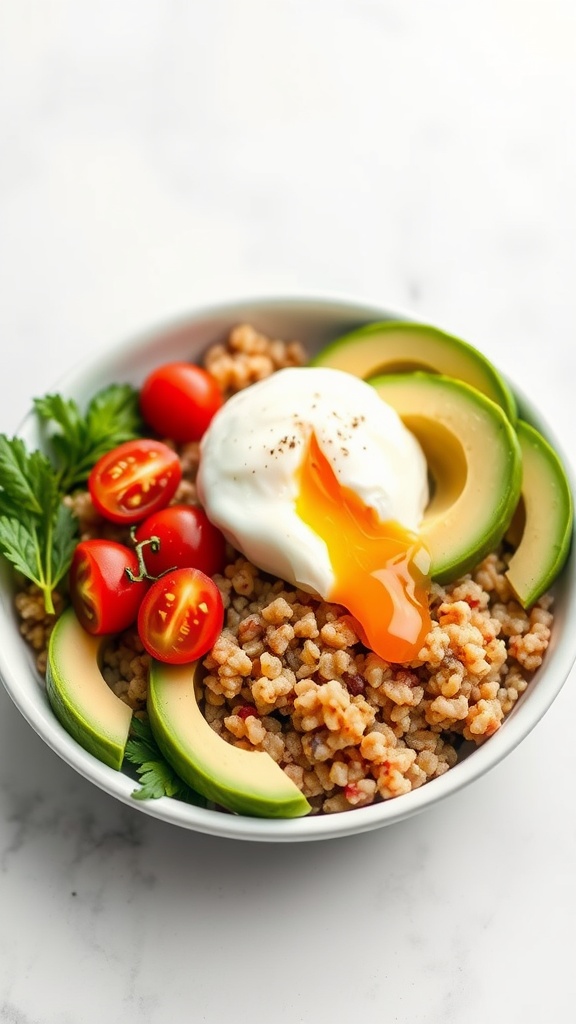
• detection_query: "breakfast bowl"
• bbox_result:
[0,294,575,842]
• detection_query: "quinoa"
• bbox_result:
[203,323,307,397]
[12,323,556,815]
[197,551,552,814]
[14,584,66,676]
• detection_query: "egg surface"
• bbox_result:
[197,367,432,662]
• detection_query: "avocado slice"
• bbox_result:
[505,420,573,607]
[46,607,132,770]
[147,659,311,818]
[312,321,517,423]
[368,372,523,583]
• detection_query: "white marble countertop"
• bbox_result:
[1,2,576,1021]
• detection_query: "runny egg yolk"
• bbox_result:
[296,432,432,664]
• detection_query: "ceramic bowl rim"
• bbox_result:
[1,291,575,842]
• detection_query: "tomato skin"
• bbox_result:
[137,567,224,664]
[88,439,182,524]
[139,362,223,443]
[134,505,227,578]
[69,540,149,635]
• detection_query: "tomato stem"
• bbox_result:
[125,529,176,583]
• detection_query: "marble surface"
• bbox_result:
[1,2,576,1021]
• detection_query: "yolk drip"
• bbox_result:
[296,432,432,664]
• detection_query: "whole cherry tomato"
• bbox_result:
[137,567,224,664]
[88,439,182,524]
[139,362,223,443]
[69,539,149,635]
[134,504,227,578]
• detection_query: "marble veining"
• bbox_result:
[2,1,576,1022]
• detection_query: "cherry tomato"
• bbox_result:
[134,505,227,578]
[88,439,182,524]
[137,567,224,664]
[139,362,223,443]
[69,540,149,635]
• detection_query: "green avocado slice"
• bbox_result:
[505,420,573,608]
[312,321,517,423]
[147,659,311,819]
[368,372,523,583]
[46,608,133,770]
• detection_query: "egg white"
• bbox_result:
[197,367,429,598]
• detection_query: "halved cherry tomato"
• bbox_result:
[139,362,223,443]
[134,505,227,578]
[69,539,149,635]
[88,439,182,524]
[137,567,224,664]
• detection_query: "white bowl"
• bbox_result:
[1,295,575,842]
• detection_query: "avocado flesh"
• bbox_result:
[46,607,132,770]
[368,372,523,583]
[147,659,311,819]
[312,321,517,424]
[505,420,573,608]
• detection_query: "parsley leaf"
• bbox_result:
[0,438,78,613]
[0,516,43,582]
[0,436,49,517]
[124,717,206,806]
[50,502,80,587]
[0,382,143,614]
[34,383,143,491]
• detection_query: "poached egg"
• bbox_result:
[197,366,431,663]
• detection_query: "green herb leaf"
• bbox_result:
[0,501,76,615]
[0,436,51,517]
[130,760,186,801]
[33,395,86,480]
[0,515,43,584]
[124,715,159,764]
[124,717,206,806]
[0,432,80,613]
[0,382,143,615]
[35,384,143,491]
[50,502,79,588]
[85,384,142,445]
